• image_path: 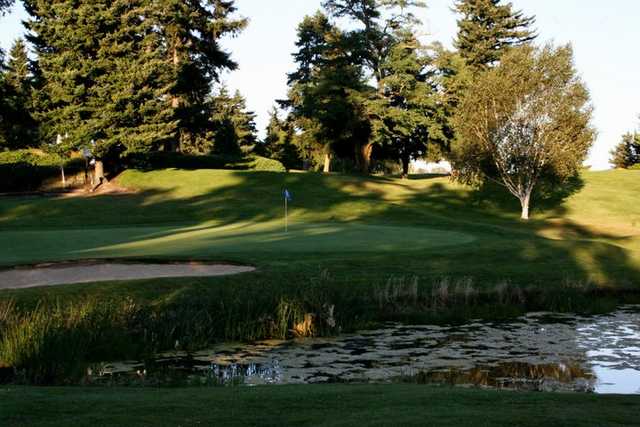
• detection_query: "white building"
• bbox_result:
[409,159,452,175]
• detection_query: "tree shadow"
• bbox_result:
[0,168,638,292]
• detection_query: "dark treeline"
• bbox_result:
[0,0,606,209]
[0,0,538,178]
[0,0,256,181]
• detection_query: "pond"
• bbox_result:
[93,306,640,394]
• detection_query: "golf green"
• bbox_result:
[0,221,476,267]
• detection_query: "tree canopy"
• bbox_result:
[454,0,536,72]
[452,44,595,219]
[610,130,640,169]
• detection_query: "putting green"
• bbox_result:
[0,221,475,266]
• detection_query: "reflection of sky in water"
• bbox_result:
[99,306,640,394]
[577,310,640,394]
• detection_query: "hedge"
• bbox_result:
[124,152,286,173]
[0,150,84,193]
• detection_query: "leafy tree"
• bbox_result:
[452,44,595,220]
[610,130,640,169]
[454,0,536,72]
[207,87,257,156]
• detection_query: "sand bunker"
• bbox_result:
[0,262,256,290]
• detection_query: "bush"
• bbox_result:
[245,156,287,172]
[125,152,286,173]
[628,164,640,170]
[0,150,85,193]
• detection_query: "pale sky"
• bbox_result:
[2,0,639,170]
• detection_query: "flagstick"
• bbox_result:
[285,196,288,233]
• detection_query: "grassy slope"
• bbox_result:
[2,385,639,427]
[1,169,638,287]
[1,170,639,424]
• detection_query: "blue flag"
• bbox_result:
[283,189,292,202]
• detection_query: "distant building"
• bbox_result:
[409,159,452,175]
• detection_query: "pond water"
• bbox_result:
[94,306,640,394]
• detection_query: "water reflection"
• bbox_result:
[92,306,640,394]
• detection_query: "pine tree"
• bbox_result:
[368,32,446,177]
[454,0,536,71]
[207,87,257,156]
[261,107,301,170]
[2,38,38,149]
[88,0,178,160]
[153,0,247,152]
[0,0,13,14]
[610,132,640,169]
[24,0,178,183]
[321,0,427,172]
[285,11,371,173]
[24,0,106,152]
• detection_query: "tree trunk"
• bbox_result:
[60,165,66,188]
[323,152,331,173]
[520,193,531,220]
[401,154,410,179]
[93,160,106,191]
[361,143,373,174]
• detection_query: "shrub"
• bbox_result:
[0,150,85,193]
[124,152,286,172]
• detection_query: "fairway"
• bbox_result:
[0,221,475,267]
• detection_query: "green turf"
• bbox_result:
[2,385,638,427]
[0,222,475,266]
[0,168,638,286]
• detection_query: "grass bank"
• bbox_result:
[0,169,639,382]
[2,385,639,426]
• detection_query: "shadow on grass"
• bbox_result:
[0,169,637,290]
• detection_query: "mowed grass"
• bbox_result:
[1,169,639,418]
[0,168,639,286]
[2,385,639,427]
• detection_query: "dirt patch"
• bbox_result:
[0,261,256,290]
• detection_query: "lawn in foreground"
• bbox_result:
[2,385,638,427]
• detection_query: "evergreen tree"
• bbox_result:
[88,0,178,161]
[261,107,301,170]
[207,87,257,156]
[610,131,640,169]
[0,0,13,14]
[154,0,247,151]
[285,12,371,173]
[322,0,427,171]
[24,0,106,152]
[24,0,178,182]
[454,0,536,71]
[2,38,38,148]
[368,32,447,177]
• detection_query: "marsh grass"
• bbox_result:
[0,272,636,385]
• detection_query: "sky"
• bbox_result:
[1,1,639,170]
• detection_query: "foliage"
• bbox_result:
[454,0,537,72]
[204,87,257,156]
[452,44,595,219]
[259,107,302,170]
[285,11,371,173]
[0,149,84,192]
[22,0,247,165]
[610,131,640,169]
[124,152,285,172]
[368,32,447,177]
